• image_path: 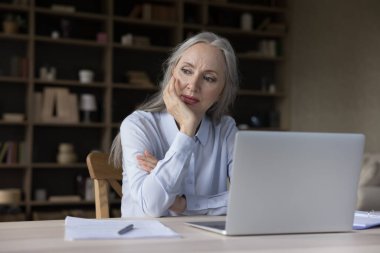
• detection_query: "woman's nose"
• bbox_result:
[186,75,200,92]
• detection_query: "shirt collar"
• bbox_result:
[195,115,210,146]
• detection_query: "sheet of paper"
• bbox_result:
[64,216,180,240]
[353,211,380,230]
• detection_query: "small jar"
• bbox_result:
[57,143,77,164]
[57,152,77,164]
[241,13,252,31]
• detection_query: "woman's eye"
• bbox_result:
[181,68,192,75]
[204,76,216,83]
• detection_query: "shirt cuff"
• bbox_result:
[166,132,196,157]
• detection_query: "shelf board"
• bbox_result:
[183,0,203,4]
[113,43,171,53]
[207,26,285,37]
[183,23,204,30]
[0,76,28,83]
[32,163,87,169]
[0,163,27,169]
[112,82,159,91]
[112,123,120,128]
[34,79,105,88]
[238,53,284,62]
[182,24,285,39]
[34,7,107,21]
[35,36,107,48]
[207,2,286,14]
[0,33,29,41]
[0,120,28,126]
[238,89,284,97]
[113,16,177,29]
[0,3,29,12]
[31,200,91,206]
[33,122,106,128]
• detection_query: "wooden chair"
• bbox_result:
[86,151,122,219]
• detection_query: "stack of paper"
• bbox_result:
[353,211,380,230]
[64,216,180,240]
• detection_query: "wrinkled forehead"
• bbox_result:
[177,43,227,73]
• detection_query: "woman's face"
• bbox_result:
[172,43,226,118]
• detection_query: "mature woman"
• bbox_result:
[110,32,239,217]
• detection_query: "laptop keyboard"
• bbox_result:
[193,221,226,230]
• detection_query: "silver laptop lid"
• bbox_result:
[226,131,365,235]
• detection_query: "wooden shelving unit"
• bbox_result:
[0,0,288,221]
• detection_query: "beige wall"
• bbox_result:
[288,0,380,152]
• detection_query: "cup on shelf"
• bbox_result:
[121,33,133,45]
[39,66,56,81]
[51,30,60,39]
[34,189,47,201]
[78,69,94,83]
[241,13,253,31]
[268,84,276,93]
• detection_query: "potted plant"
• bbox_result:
[2,14,25,34]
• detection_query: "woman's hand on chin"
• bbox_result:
[163,76,202,136]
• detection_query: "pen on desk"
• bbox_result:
[118,224,134,235]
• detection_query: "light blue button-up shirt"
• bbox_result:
[120,110,237,217]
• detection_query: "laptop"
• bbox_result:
[186,131,365,235]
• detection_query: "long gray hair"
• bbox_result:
[109,32,239,168]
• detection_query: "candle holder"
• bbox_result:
[80,94,97,123]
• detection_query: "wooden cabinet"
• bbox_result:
[0,0,288,220]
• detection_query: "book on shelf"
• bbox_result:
[128,4,143,18]
[126,70,154,87]
[0,143,9,163]
[266,23,286,32]
[151,4,176,22]
[127,3,176,21]
[6,142,17,164]
[34,92,43,122]
[0,141,26,164]
[51,4,76,13]
[257,17,271,31]
[10,56,28,78]
[37,87,79,123]
[40,88,55,122]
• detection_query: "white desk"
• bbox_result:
[1,216,380,253]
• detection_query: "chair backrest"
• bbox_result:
[86,151,122,219]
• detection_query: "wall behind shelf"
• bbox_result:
[289,0,380,152]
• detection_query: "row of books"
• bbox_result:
[34,88,79,123]
[128,3,176,22]
[9,56,28,78]
[0,141,26,164]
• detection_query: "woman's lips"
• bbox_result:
[181,95,199,105]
